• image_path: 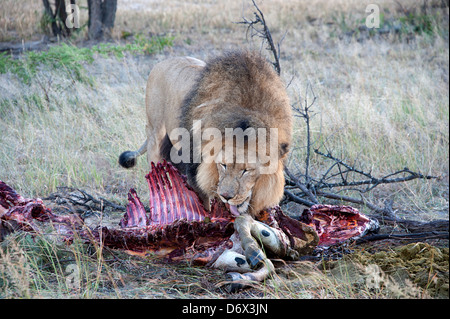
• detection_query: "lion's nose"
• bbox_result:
[220,193,233,201]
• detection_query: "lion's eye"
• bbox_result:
[242,169,249,176]
[220,163,227,170]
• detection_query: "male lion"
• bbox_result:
[119,51,292,218]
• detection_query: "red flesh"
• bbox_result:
[301,204,375,246]
[1,162,376,263]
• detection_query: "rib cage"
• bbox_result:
[121,161,233,229]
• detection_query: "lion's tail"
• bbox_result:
[118,138,148,169]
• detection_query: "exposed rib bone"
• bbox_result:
[120,189,148,228]
[143,161,228,225]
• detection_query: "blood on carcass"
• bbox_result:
[1,162,378,262]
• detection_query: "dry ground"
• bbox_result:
[0,0,448,299]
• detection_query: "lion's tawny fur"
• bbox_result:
[119,51,292,217]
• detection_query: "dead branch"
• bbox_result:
[237,0,282,75]
[313,149,438,192]
[283,189,316,207]
[0,39,48,54]
[314,191,382,212]
[284,168,318,205]
[355,231,449,244]
[285,105,442,232]
[283,83,322,207]
[44,187,124,216]
[291,83,318,187]
[285,132,439,220]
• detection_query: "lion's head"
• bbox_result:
[216,161,257,215]
[194,117,290,218]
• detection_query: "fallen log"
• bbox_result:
[0,39,48,54]
[376,215,449,233]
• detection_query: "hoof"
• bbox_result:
[225,272,245,293]
[246,249,264,269]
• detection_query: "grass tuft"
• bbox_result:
[0,35,173,84]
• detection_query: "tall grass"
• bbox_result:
[0,37,175,200]
[0,36,174,83]
[0,229,128,298]
[289,36,448,214]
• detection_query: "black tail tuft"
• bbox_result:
[119,151,138,168]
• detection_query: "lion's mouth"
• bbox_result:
[228,205,240,217]
[228,195,251,216]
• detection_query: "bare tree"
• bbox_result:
[87,0,118,40]
[42,0,75,37]
[42,0,117,40]
[239,0,448,240]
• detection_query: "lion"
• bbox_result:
[119,51,292,218]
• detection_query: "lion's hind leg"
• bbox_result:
[145,123,167,167]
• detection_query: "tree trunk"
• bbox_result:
[42,0,74,37]
[42,0,59,37]
[101,0,118,36]
[88,0,117,40]
[88,0,103,39]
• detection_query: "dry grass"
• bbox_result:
[0,0,448,299]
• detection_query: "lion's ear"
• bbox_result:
[279,143,289,159]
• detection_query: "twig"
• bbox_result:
[284,167,319,204]
[283,190,316,207]
[44,187,125,213]
[237,0,282,75]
